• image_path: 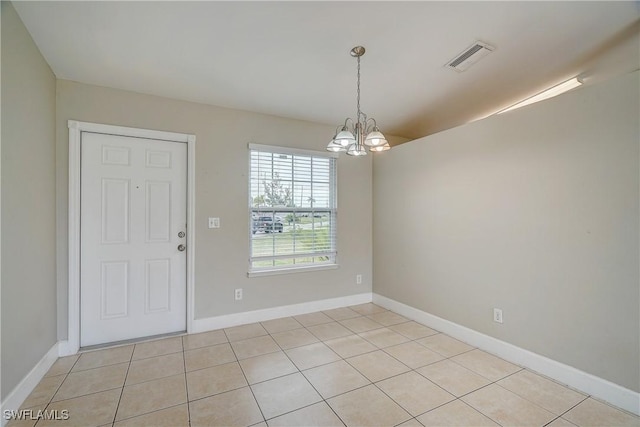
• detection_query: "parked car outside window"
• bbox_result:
[252,216,284,234]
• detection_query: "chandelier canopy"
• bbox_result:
[326,46,390,156]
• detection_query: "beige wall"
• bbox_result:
[373,71,640,392]
[1,1,58,399]
[56,81,406,338]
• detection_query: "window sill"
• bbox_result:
[247,264,339,278]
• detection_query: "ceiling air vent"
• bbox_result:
[445,41,495,72]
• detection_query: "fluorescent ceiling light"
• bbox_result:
[498,77,582,114]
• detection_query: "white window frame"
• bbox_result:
[248,143,338,276]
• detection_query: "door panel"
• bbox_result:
[101,261,129,319]
[101,178,130,244]
[146,181,171,242]
[145,258,171,313]
[81,132,187,347]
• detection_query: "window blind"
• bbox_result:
[249,144,337,272]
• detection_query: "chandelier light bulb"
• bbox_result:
[347,144,367,156]
[327,140,346,152]
[334,129,356,146]
[364,128,387,147]
[370,142,390,152]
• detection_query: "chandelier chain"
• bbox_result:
[356,55,361,123]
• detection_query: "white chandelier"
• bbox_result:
[326,46,390,156]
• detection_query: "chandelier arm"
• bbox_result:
[343,117,355,129]
[365,117,377,133]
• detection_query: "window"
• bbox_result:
[249,144,337,273]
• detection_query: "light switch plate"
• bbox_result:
[208,217,220,228]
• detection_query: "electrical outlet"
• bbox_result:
[208,217,220,229]
[235,288,243,301]
[493,308,503,324]
[356,274,362,285]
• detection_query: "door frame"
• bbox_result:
[66,120,196,354]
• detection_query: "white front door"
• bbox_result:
[80,132,187,347]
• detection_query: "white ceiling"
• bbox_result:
[13,1,640,141]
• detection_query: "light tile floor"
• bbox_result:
[10,304,640,427]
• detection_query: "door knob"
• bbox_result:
[178,244,186,252]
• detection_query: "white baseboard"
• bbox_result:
[373,293,640,416]
[0,343,60,427]
[191,293,372,333]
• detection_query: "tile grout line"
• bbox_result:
[111,403,187,425]
[110,345,134,426]
[108,341,185,424]
[116,349,182,363]
[265,324,326,422]
[180,337,192,427]
[32,354,83,427]
[274,327,348,426]
[224,327,268,425]
[424,359,519,426]
[543,415,564,427]
[67,355,184,391]
[368,381,415,425]
[550,395,591,426]
[490,367,584,419]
